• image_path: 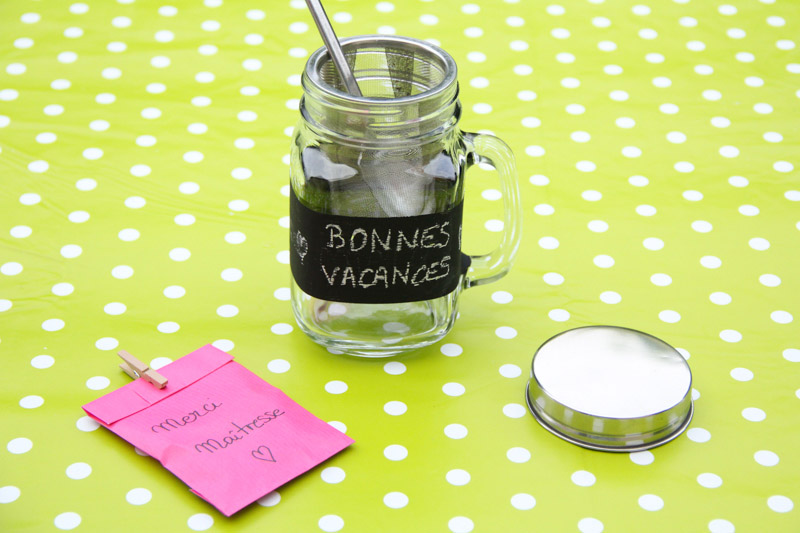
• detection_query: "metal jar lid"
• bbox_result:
[526,326,693,452]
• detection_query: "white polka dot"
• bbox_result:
[742,407,766,422]
[28,160,49,173]
[514,64,533,75]
[525,145,545,157]
[178,182,200,196]
[576,160,597,172]
[593,16,611,27]
[441,343,463,356]
[54,512,81,530]
[581,190,603,202]
[187,513,214,531]
[768,495,793,513]
[556,53,575,64]
[692,220,713,233]
[687,427,711,443]
[76,416,99,432]
[643,237,664,251]
[446,469,471,486]
[383,400,407,415]
[157,322,180,334]
[566,104,585,115]
[325,380,347,394]
[384,444,407,461]
[58,51,78,64]
[697,473,723,489]
[599,41,618,52]
[442,383,466,397]
[538,236,559,249]
[213,304,238,318]
[783,349,800,362]
[701,256,722,269]
[271,323,293,335]
[31,354,55,369]
[754,450,779,466]
[212,339,234,352]
[21,12,41,23]
[571,131,591,143]
[444,423,468,439]
[125,488,152,505]
[1,262,23,276]
[729,367,754,383]
[226,199,249,212]
[638,494,664,511]
[168,248,190,262]
[495,326,518,340]
[0,89,19,101]
[274,284,292,302]
[377,362,405,377]
[506,447,531,463]
[183,151,204,164]
[93,337,119,352]
[382,491,408,509]
[257,492,281,507]
[604,64,623,75]
[748,237,770,251]
[19,395,44,409]
[547,309,569,322]
[320,466,345,484]
[571,470,596,486]
[102,302,126,316]
[585,220,608,233]
[448,516,474,533]
[10,226,32,239]
[503,403,526,418]
[86,376,110,390]
[318,515,344,532]
[720,329,742,343]
[708,292,732,305]
[617,117,636,128]
[658,310,680,323]
[66,461,93,481]
[117,228,140,242]
[771,311,793,324]
[578,518,604,533]
[129,164,151,177]
[192,96,211,107]
[42,318,65,331]
[630,451,654,465]
[150,357,171,370]
[224,231,247,245]
[543,272,565,286]
[7,437,33,454]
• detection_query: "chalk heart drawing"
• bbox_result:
[252,445,277,462]
[295,230,308,262]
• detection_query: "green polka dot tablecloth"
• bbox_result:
[2,0,799,531]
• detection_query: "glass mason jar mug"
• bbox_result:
[289,35,522,357]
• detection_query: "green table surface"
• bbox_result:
[2,0,799,531]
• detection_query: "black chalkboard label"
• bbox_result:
[290,188,466,303]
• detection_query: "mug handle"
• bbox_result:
[461,132,523,289]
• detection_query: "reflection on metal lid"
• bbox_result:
[526,326,694,452]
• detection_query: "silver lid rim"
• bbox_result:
[525,382,694,453]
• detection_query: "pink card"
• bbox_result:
[83,345,354,516]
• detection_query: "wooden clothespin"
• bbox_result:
[118,350,168,389]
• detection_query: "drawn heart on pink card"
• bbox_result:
[251,445,277,462]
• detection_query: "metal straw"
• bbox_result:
[304,0,362,96]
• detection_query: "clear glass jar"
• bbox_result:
[290,35,521,357]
